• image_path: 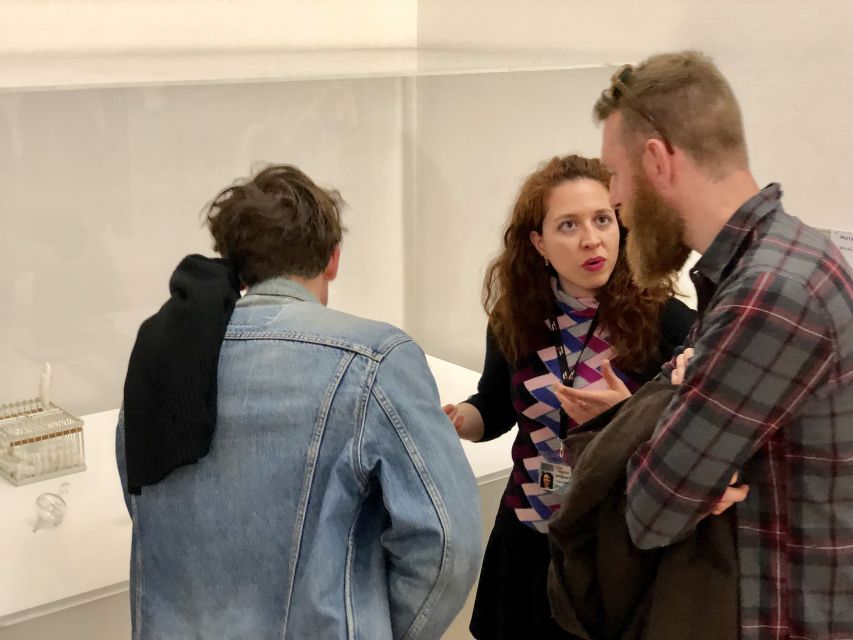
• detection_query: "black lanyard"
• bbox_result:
[546,307,600,440]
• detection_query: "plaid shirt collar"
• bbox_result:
[694,183,783,288]
[690,183,783,316]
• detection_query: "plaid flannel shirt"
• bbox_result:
[626,184,853,640]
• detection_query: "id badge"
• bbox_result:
[538,461,573,495]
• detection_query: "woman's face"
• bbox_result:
[530,178,620,298]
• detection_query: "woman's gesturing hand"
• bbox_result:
[553,359,631,425]
[442,403,485,442]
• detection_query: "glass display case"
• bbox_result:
[0,47,627,418]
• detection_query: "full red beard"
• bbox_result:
[622,173,692,289]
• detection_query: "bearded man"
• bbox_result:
[594,51,852,640]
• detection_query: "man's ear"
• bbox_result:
[642,138,675,193]
[324,245,341,282]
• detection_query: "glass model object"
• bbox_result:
[33,482,72,532]
[0,364,86,486]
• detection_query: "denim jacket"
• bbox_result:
[116,277,482,639]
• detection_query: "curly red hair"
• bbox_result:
[482,154,677,371]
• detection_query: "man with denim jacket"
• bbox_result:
[116,164,481,639]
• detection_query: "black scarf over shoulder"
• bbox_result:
[123,255,240,494]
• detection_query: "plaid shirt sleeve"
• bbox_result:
[625,270,835,549]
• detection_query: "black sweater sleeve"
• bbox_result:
[659,297,697,358]
[464,327,517,442]
[623,297,697,383]
[643,297,697,381]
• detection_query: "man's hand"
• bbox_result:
[670,347,695,385]
[710,472,750,515]
[553,359,631,424]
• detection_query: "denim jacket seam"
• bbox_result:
[224,331,411,362]
[376,333,413,356]
[280,350,356,638]
[353,356,381,486]
[352,336,412,484]
[343,496,367,640]
[370,383,453,639]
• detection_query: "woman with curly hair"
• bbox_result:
[443,154,696,639]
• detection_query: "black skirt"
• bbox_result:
[469,505,581,640]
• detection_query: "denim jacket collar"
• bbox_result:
[242,276,320,305]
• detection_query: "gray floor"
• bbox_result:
[1,476,506,640]
[0,593,131,640]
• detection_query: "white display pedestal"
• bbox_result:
[0,355,512,628]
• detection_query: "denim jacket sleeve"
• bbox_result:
[360,339,482,640]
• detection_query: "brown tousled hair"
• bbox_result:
[206,164,344,286]
[482,155,676,371]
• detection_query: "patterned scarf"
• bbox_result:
[513,279,634,531]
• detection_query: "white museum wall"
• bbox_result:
[0,0,418,54]
[416,0,853,231]
[410,0,852,370]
